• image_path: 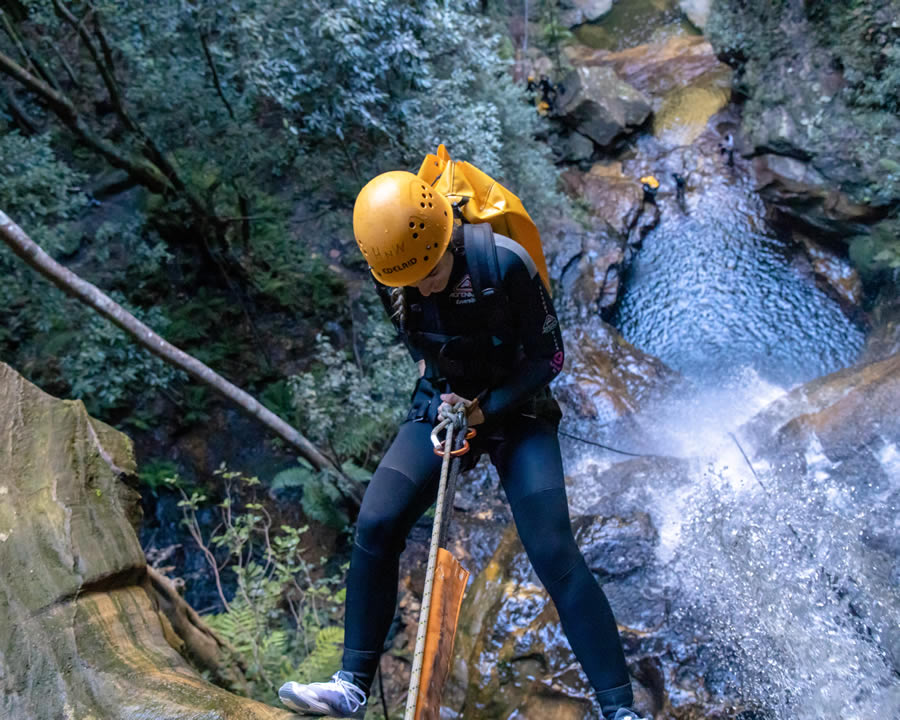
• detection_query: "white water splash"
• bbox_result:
[565,371,900,719]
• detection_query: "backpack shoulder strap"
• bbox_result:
[463,223,510,339]
[463,222,501,301]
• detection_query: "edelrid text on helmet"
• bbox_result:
[381,257,417,275]
[353,170,452,287]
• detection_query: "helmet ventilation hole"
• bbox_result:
[428,202,433,208]
[409,222,415,228]
[424,255,429,262]
[413,232,418,239]
[420,202,425,208]
[419,223,425,229]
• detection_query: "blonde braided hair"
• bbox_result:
[389,286,408,332]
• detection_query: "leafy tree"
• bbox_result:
[289,302,412,467]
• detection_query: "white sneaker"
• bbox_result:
[610,707,650,720]
[278,670,367,718]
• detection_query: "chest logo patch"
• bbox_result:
[450,274,475,304]
[542,314,559,334]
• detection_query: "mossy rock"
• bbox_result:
[0,363,295,719]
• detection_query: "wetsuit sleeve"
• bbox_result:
[372,278,424,363]
[478,254,564,421]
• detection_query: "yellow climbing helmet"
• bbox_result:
[352,170,453,287]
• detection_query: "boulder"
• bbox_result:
[0,363,292,720]
[558,65,652,148]
[678,0,712,30]
[559,0,614,28]
[568,36,732,146]
[555,324,676,424]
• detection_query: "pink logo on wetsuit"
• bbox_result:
[551,351,564,372]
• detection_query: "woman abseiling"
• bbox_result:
[278,170,647,720]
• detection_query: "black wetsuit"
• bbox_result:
[342,232,634,717]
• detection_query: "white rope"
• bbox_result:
[404,405,467,720]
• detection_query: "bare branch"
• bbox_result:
[52,0,135,132]
[198,30,235,120]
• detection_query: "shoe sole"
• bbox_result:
[278,683,332,716]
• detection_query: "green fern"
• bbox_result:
[291,626,345,684]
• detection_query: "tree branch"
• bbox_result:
[0,47,176,193]
[52,0,135,131]
[0,82,38,133]
[0,209,363,506]
[198,30,235,120]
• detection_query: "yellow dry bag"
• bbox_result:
[416,144,551,293]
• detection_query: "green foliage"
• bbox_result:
[271,462,350,530]
[0,131,87,352]
[138,459,180,496]
[289,303,411,466]
[849,220,900,278]
[290,625,345,684]
[0,131,186,412]
[240,191,347,314]
[181,384,212,425]
[175,464,346,703]
[57,297,185,415]
[0,131,88,237]
[260,379,294,422]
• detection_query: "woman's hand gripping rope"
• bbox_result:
[438,393,485,427]
[431,401,476,458]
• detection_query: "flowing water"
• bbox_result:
[563,10,893,714]
[612,163,865,388]
[561,169,894,716]
[563,371,900,719]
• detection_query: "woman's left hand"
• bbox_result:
[439,393,485,426]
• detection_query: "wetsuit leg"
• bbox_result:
[342,420,442,693]
[491,416,633,715]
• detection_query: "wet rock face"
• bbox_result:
[548,163,659,319]
[555,324,676,424]
[443,456,741,720]
[705,0,900,229]
[0,363,289,720]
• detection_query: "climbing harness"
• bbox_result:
[404,404,472,720]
